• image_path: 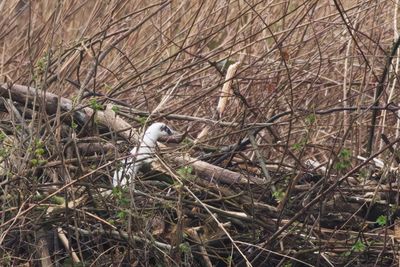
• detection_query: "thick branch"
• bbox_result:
[0,83,260,185]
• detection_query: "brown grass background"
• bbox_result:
[2,1,397,158]
[1,0,400,266]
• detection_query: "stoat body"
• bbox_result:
[113,122,173,186]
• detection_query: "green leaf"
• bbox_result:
[0,148,8,157]
[376,215,387,226]
[112,187,123,199]
[89,99,103,111]
[179,242,191,253]
[177,166,193,179]
[35,148,45,156]
[36,55,48,74]
[292,141,304,151]
[117,210,127,220]
[111,105,120,113]
[272,189,285,202]
[118,196,129,206]
[50,195,65,205]
[71,121,78,129]
[38,159,48,165]
[0,131,6,142]
[137,116,147,126]
[182,137,193,146]
[305,114,316,125]
[334,148,352,170]
[35,139,44,148]
[339,148,351,160]
[352,240,366,252]
[334,162,346,171]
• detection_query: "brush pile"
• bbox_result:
[1,1,400,266]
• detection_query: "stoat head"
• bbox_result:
[145,122,173,139]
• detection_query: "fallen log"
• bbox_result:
[172,154,266,185]
[0,83,266,185]
[0,83,138,141]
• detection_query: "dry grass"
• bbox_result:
[1,0,400,266]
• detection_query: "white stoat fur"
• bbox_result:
[112,122,173,186]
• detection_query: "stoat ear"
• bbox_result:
[160,125,173,135]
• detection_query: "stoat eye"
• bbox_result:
[160,125,172,135]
